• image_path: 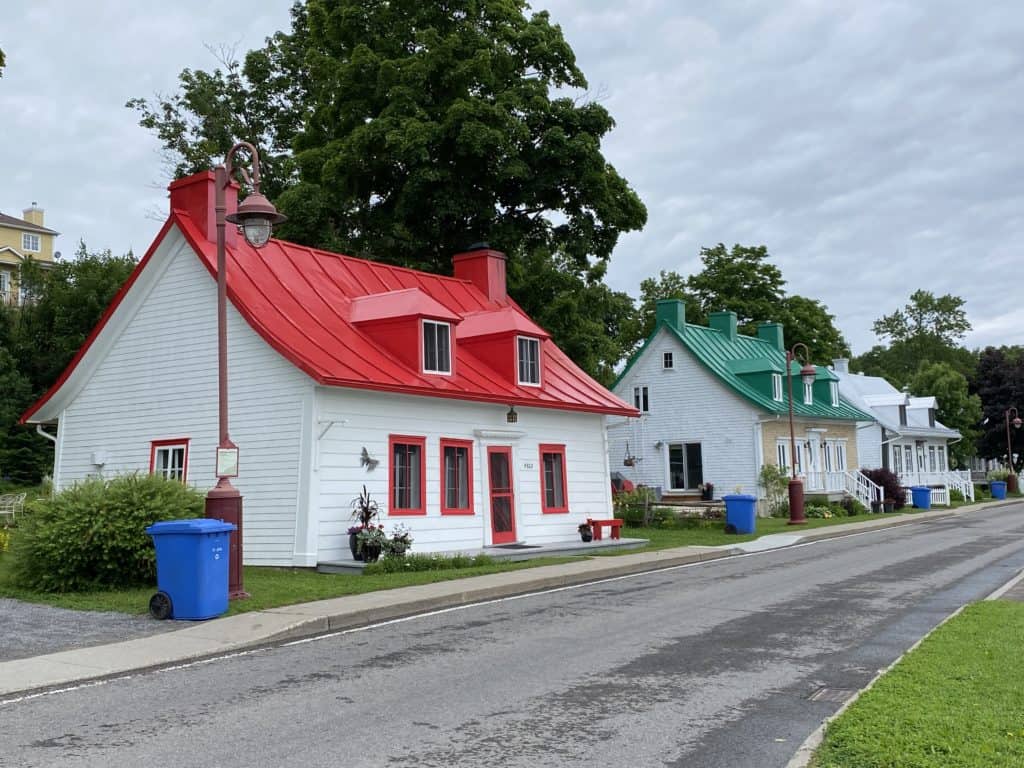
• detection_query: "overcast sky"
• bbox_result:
[2,1,1022,355]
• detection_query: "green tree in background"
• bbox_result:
[627,244,849,363]
[853,290,976,388]
[974,346,1024,470]
[127,0,646,380]
[0,244,136,484]
[908,361,981,468]
[0,47,6,77]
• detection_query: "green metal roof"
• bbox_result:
[616,307,872,422]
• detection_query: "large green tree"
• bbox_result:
[628,244,849,362]
[0,244,137,484]
[128,0,646,379]
[908,361,981,468]
[974,346,1024,470]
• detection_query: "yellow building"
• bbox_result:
[0,203,60,306]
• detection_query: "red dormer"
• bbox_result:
[457,306,550,388]
[350,288,461,377]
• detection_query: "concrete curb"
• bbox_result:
[1,497,1017,702]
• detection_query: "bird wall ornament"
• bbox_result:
[360,447,379,471]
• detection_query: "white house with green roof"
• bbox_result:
[608,300,880,514]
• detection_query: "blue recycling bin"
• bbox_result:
[145,518,236,620]
[990,481,1007,500]
[723,494,757,534]
[910,486,932,509]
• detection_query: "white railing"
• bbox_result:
[942,471,974,502]
[844,471,883,509]
[898,470,975,505]
[802,471,848,493]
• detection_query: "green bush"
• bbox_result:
[987,468,1012,481]
[839,497,868,516]
[804,504,835,519]
[363,553,493,574]
[949,487,965,503]
[613,486,660,526]
[9,474,204,592]
[758,464,789,517]
[974,483,990,499]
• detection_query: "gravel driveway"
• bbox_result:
[0,598,177,662]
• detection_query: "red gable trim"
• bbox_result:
[19,218,177,424]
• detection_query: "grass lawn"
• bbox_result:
[812,601,1024,768]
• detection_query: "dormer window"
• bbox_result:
[423,320,451,374]
[830,381,840,407]
[803,380,813,405]
[517,336,540,386]
[772,374,783,401]
[928,408,936,427]
[899,404,908,426]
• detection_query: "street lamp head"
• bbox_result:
[799,363,817,387]
[1014,417,1022,429]
[226,191,287,249]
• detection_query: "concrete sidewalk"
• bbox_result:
[0,501,1012,699]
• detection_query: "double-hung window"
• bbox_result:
[539,444,568,513]
[517,336,540,385]
[423,320,451,374]
[441,439,473,514]
[22,233,40,253]
[389,435,426,514]
[830,381,840,407]
[663,352,674,370]
[633,386,649,413]
[772,373,783,401]
[150,439,189,482]
[668,442,703,490]
[803,380,814,405]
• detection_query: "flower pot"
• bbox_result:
[700,488,714,501]
[870,500,882,514]
[349,532,364,561]
[883,501,895,513]
[361,542,382,563]
[580,530,593,543]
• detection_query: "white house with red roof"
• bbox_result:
[21,172,636,566]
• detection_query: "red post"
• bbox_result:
[787,347,807,525]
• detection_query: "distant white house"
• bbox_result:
[829,360,973,503]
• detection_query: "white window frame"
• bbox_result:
[938,445,947,471]
[22,233,41,253]
[422,319,452,375]
[776,438,803,474]
[663,352,674,370]
[830,381,839,407]
[772,373,783,401]
[633,385,649,413]
[803,380,814,405]
[517,336,541,386]
[928,445,937,472]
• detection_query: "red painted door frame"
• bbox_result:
[487,446,517,545]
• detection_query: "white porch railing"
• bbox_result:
[844,471,883,509]
[802,471,847,494]
[898,470,975,505]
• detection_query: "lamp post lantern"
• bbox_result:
[1005,407,1022,493]
[786,342,817,525]
[205,141,285,599]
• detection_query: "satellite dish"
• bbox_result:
[54,251,62,260]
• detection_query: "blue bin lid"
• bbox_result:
[146,518,237,535]
[910,486,929,491]
[722,494,757,501]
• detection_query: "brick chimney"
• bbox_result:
[168,171,238,246]
[453,243,507,302]
[22,203,44,228]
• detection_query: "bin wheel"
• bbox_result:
[724,523,737,535]
[149,591,173,620]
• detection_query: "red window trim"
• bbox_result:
[388,434,427,516]
[440,438,474,515]
[538,443,569,513]
[149,438,190,483]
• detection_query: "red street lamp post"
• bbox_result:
[786,342,818,526]
[205,141,286,599]
[1005,407,1022,493]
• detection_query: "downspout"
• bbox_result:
[35,424,58,444]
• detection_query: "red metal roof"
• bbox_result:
[23,205,635,422]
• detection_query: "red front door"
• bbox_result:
[488,447,516,544]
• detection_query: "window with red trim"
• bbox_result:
[440,438,474,514]
[150,438,190,483]
[389,435,426,515]
[539,444,568,513]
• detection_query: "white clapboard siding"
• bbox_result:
[608,328,761,497]
[55,232,312,565]
[856,423,884,470]
[314,387,613,561]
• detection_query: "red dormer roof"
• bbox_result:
[22,173,635,422]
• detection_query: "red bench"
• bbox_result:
[587,517,624,540]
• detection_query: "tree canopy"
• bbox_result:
[973,346,1024,471]
[628,244,849,363]
[908,361,981,468]
[128,0,646,380]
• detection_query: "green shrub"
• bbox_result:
[839,497,868,516]
[804,504,835,519]
[974,483,990,499]
[949,487,965,503]
[613,486,660,526]
[987,468,1012,481]
[363,553,493,574]
[0,526,10,554]
[9,473,204,592]
[758,464,789,517]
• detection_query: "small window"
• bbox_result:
[441,438,473,514]
[928,408,936,427]
[423,320,451,374]
[389,435,426,515]
[928,445,937,472]
[633,385,649,413]
[22,233,41,253]
[150,439,189,483]
[517,336,541,386]
[830,381,840,407]
[772,373,783,401]
[539,444,568,513]
[803,380,813,405]
[663,352,674,369]
[899,404,908,426]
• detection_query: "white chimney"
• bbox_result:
[832,358,849,374]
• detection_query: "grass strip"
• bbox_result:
[812,601,1024,768]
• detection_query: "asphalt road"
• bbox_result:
[3,503,1024,768]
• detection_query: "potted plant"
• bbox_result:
[699,482,715,501]
[578,522,593,543]
[882,498,895,513]
[870,499,882,514]
[356,525,388,563]
[384,524,414,557]
[349,485,380,560]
